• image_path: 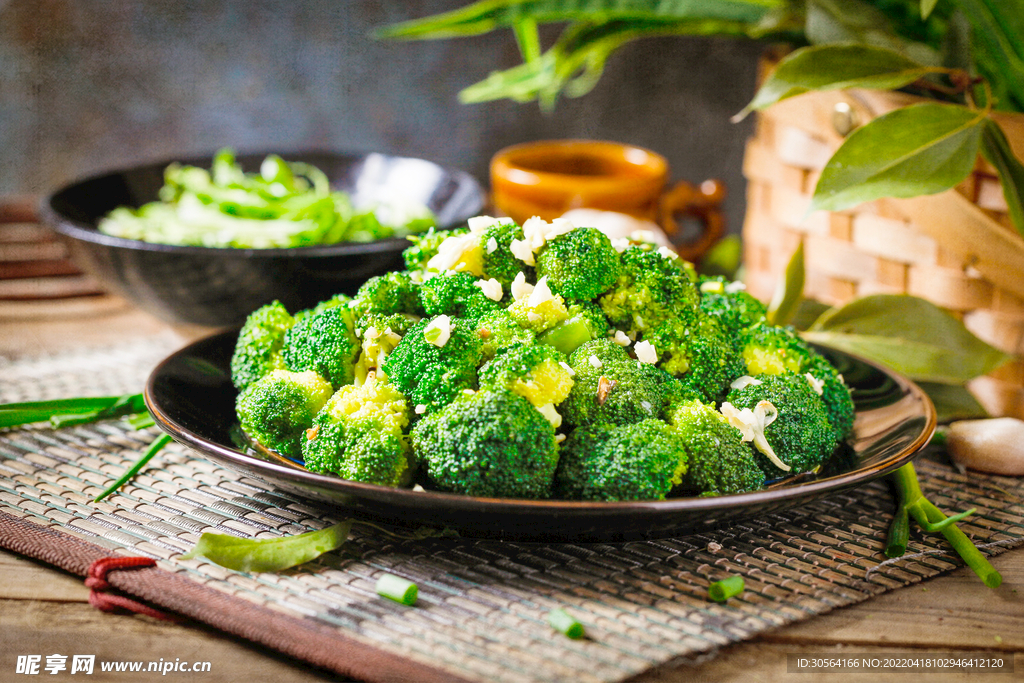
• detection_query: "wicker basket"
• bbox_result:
[741,85,1024,420]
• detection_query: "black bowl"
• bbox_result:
[41,151,484,327]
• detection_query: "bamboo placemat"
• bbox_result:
[2,340,1024,683]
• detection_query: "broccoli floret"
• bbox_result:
[236,369,333,458]
[555,419,687,501]
[535,227,621,301]
[666,399,764,496]
[382,315,482,414]
[302,374,413,486]
[478,342,574,420]
[644,312,744,402]
[740,323,854,441]
[230,301,295,391]
[353,271,423,318]
[403,226,467,272]
[559,339,671,428]
[538,301,611,355]
[507,276,569,333]
[353,313,417,384]
[598,245,700,335]
[475,308,535,360]
[724,373,838,477]
[420,271,502,322]
[412,390,558,499]
[698,276,767,338]
[480,219,531,286]
[293,293,352,323]
[282,305,360,389]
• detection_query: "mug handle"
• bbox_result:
[659,179,726,262]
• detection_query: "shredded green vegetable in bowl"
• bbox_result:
[98,148,436,248]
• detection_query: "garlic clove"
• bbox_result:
[946,417,1024,476]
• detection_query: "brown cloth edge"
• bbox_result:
[0,510,476,683]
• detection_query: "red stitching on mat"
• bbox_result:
[85,557,176,621]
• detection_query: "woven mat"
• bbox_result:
[2,341,1024,683]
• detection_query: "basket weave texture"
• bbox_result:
[742,86,1024,420]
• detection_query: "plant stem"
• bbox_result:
[887,463,1001,587]
[93,433,172,503]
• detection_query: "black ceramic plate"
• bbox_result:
[146,331,936,542]
[42,151,484,327]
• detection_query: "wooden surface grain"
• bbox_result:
[1,303,1022,683]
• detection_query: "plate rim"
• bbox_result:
[144,330,937,519]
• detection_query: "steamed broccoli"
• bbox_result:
[698,276,767,338]
[412,389,558,498]
[474,308,535,360]
[598,245,699,334]
[403,226,467,273]
[478,342,574,422]
[538,301,611,355]
[507,276,569,333]
[236,369,333,458]
[353,312,417,383]
[740,323,855,441]
[666,398,764,496]
[420,271,502,322]
[282,305,360,389]
[535,227,621,301]
[382,315,482,414]
[353,271,423,318]
[645,311,744,402]
[559,339,671,428]
[480,218,531,286]
[724,373,838,478]
[302,374,413,486]
[294,293,351,323]
[230,301,295,391]
[555,419,687,501]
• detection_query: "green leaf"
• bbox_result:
[739,44,933,117]
[921,0,938,19]
[917,381,989,422]
[950,0,1024,111]
[766,241,804,326]
[376,0,778,40]
[980,119,1024,237]
[803,294,1012,383]
[810,103,985,213]
[803,0,939,65]
[181,521,353,573]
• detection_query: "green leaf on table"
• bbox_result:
[766,241,804,326]
[916,381,989,423]
[180,521,353,573]
[738,44,933,117]
[802,294,1012,384]
[810,103,985,213]
[980,119,1024,237]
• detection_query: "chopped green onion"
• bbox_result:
[127,412,156,430]
[548,608,585,639]
[376,573,418,605]
[708,575,745,602]
[0,394,146,429]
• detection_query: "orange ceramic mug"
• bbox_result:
[490,139,725,261]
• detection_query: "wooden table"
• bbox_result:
[1,300,1022,682]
